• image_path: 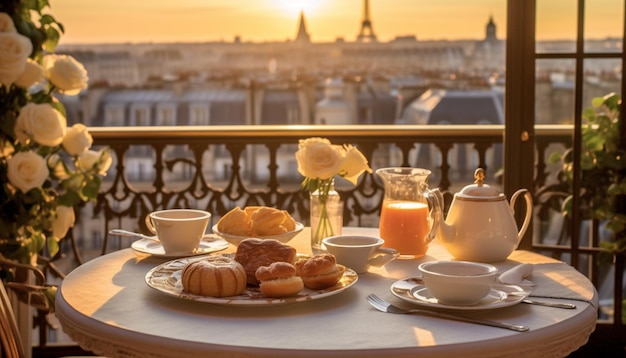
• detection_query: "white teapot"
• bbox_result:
[435,168,533,263]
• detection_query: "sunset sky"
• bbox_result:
[50,0,622,44]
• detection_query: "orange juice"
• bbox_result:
[379,201,430,256]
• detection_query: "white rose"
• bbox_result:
[0,13,17,33]
[295,137,345,180]
[15,103,67,147]
[7,151,49,192]
[339,144,372,185]
[78,149,111,175]
[0,31,32,86]
[51,205,76,240]
[97,149,113,175]
[14,58,44,88]
[43,54,88,95]
[63,123,93,155]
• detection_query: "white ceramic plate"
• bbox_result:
[211,222,304,246]
[390,277,528,311]
[131,235,229,258]
[145,255,358,307]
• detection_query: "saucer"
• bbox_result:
[131,235,229,258]
[391,277,528,311]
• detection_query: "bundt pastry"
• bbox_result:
[216,206,297,237]
[255,262,304,298]
[234,238,297,285]
[181,256,246,297]
[295,253,345,290]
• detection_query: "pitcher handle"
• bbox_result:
[424,189,442,244]
[510,189,533,247]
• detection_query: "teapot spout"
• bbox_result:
[432,188,456,244]
[437,213,456,244]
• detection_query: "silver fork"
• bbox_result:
[366,294,529,332]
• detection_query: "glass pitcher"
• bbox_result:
[375,167,441,257]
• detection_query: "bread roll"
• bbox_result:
[295,253,345,290]
[234,238,297,285]
[255,262,304,298]
[181,256,246,297]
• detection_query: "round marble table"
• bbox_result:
[56,227,598,358]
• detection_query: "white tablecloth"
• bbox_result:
[56,227,598,358]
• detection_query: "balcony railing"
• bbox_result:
[30,124,623,353]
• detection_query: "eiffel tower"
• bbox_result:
[357,0,377,42]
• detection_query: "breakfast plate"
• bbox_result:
[145,255,358,306]
[131,235,229,258]
[390,277,529,311]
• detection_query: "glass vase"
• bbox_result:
[310,180,343,254]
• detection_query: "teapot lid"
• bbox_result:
[457,168,502,198]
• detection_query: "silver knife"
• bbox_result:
[522,299,576,309]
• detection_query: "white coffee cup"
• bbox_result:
[322,235,400,273]
[145,209,211,253]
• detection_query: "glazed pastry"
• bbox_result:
[217,206,297,237]
[295,253,345,290]
[216,207,251,236]
[234,238,297,285]
[181,256,247,297]
[255,262,304,298]
[250,206,289,236]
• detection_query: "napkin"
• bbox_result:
[498,263,534,286]
[498,263,597,306]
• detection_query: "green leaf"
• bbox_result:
[47,237,59,257]
[81,176,102,200]
[44,26,59,52]
[547,152,563,164]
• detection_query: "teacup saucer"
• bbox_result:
[131,235,229,258]
[390,277,528,311]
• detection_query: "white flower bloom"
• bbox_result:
[15,103,67,147]
[51,205,75,240]
[339,144,373,185]
[14,58,45,88]
[63,123,93,155]
[0,31,32,86]
[0,13,17,33]
[78,149,112,175]
[295,137,345,180]
[43,54,88,95]
[97,149,113,175]
[7,151,49,192]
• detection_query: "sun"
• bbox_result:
[272,0,323,18]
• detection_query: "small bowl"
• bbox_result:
[418,260,498,305]
[211,222,304,246]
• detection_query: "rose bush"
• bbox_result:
[0,1,111,265]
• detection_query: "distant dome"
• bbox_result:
[315,77,351,124]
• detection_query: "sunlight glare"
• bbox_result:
[273,0,322,17]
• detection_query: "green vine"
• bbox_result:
[546,93,626,255]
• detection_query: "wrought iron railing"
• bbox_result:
[32,124,624,353]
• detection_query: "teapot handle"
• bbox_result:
[510,189,533,247]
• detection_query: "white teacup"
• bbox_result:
[145,209,211,253]
[322,235,400,273]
